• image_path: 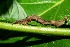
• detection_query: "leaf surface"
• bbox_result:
[0,0,70,47]
[0,0,27,22]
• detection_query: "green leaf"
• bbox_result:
[17,0,64,26]
[41,0,70,25]
[0,0,70,47]
[0,0,27,22]
[17,0,63,16]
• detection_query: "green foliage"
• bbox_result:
[0,0,27,22]
[17,0,63,16]
[0,0,70,47]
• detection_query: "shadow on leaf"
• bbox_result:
[0,0,13,16]
[59,25,70,28]
[0,29,70,47]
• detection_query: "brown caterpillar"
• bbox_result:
[14,15,67,27]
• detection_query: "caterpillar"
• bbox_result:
[14,15,67,27]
